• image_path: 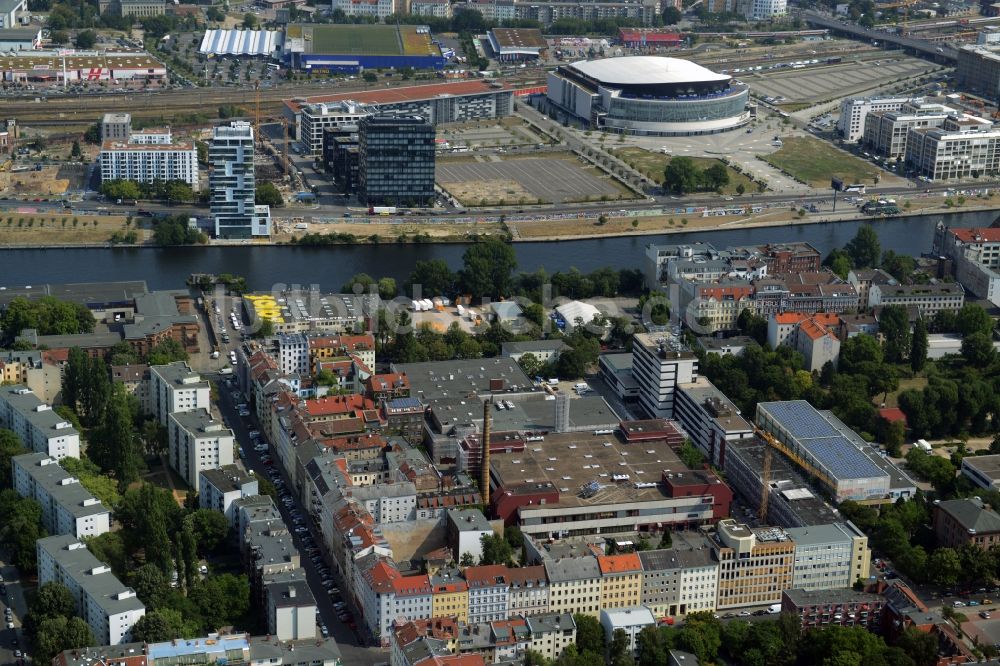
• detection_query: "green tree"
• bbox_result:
[0,429,27,489]
[377,277,398,300]
[0,489,46,571]
[362,71,378,83]
[479,532,514,566]
[116,484,182,575]
[573,613,606,655]
[678,439,705,469]
[97,383,141,489]
[517,352,544,379]
[845,224,881,269]
[255,182,283,206]
[0,296,95,344]
[84,532,128,578]
[242,11,257,27]
[130,564,169,607]
[253,318,275,339]
[956,303,994,337]
[187,509,230,555]
[662,5,682,22]
[74,29,97,49]
[70,141,82,159]
[663,156,701,194]
[962,331,996,367]
[34,615,95,665]
[895,626,939,666]
[188,574,251,631]
[131,608,199,643]
[59,457,122,509]
[701,162,730,191]
[405,259,456,297]
[824,248,853,280]
[911,317,928,373]
[460,552,476,567]
[927,547,962,587]
[610,629,631,666]
[342,272,376,293]
[879,305,911,364]
[459,237,517,298]
[147,338,189,365]
[29,582,76,621]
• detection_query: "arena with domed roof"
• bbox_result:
[546,55,752,136]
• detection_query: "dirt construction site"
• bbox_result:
[0,164,86,196]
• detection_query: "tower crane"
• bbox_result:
[757,425,836,522]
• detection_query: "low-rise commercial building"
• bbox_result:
[12,452,111,538]
[265,576,317,641]
[37,535,146,645]
[0,384,80,459]
[960,454,1000,490]
[906,114,1000,181]
[933,225,1000,307]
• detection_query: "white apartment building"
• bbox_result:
[906,114,1000,181]
[638,547,719,618]
[786,522,871,592]
[210,121,270,238]
[599,607,656,657]
[838,96,911,143]
[0,385,80,459]
[36,535,146,646]
[466,565,511,625]
[199,464,260,528]
[677,551,719,614]
[298,101,373,156]
[100,139,199,188]
[128,127,173,144]
[347,482,417,524]
[278,333,310,375]
[869,282,965,317]
[265,579,317,641]
[149,362,210,426]
[12,453,111,539]
[674,376,754,468]
[934,225,1000,307]
[168,409,235,487]
[544,557,602,618]
[332,0,397,18]
[410,0,452,16]
[631,332,698,419]
[748,0,785,18]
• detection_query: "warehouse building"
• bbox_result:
[0,52,166,86]
[282,23,444,72]
[487,28,547,61]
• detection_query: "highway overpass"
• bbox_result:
[801,11,958,63]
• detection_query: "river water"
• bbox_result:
[2,210,998,290]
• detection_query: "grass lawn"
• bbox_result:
[612,147,758,194]
[0,212,145,245]
[761,136,880,187]
[883,376,928,408]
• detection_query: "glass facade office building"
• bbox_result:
[209,121,270,238]
[358,115,436,206]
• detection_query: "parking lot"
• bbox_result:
[436,155,627,205]
[748,56,937,105]
[438,118,548,150]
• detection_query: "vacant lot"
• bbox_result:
[0,164,88,195]
[761,137,880,187]
[0,211,144,245]
[437,154,631,205]
[613,147,759,194]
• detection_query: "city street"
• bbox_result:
[212,372,388,665]
[0,552,30,666]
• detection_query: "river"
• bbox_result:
[2,210,998,290]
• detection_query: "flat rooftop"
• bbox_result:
[678,376,752,435]
[490,27,547,49]
[37,535,145,616]
[13,453,109,519]
[962,454,1000,481]
[0,385,78,438]
[285,80,514,114]
[783,588,883,606]
[491,430,694,506]
[0,280,148,308]
[151,362,208,389]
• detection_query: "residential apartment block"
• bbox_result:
[167,408,234,487]
[210,120,270,238]
[766,312,842,372]
[597,553,643,610]
[149,362,210,426]
[781,588,885,632]
[37,535,146,645]
[465,565,510,625]
[933,497,1000,549]
[544,556,602,618]
[199,463,258,528]
[0,384,80,459]
[11,452,111,538]
[99,135,199,188]
[933,225,1000,307]
[868,282,965,317]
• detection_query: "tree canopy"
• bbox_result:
[0,295,94,344]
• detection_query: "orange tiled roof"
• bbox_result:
[597,552,642,575]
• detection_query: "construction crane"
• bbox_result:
[282,117,291,177]
[253,80,262,147]
[757,425,837,522]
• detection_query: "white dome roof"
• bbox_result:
[568,56,730,86]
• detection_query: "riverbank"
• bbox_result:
[503,193,1000,241]
[1,194,998,250]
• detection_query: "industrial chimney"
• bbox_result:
[481,397,492,507]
